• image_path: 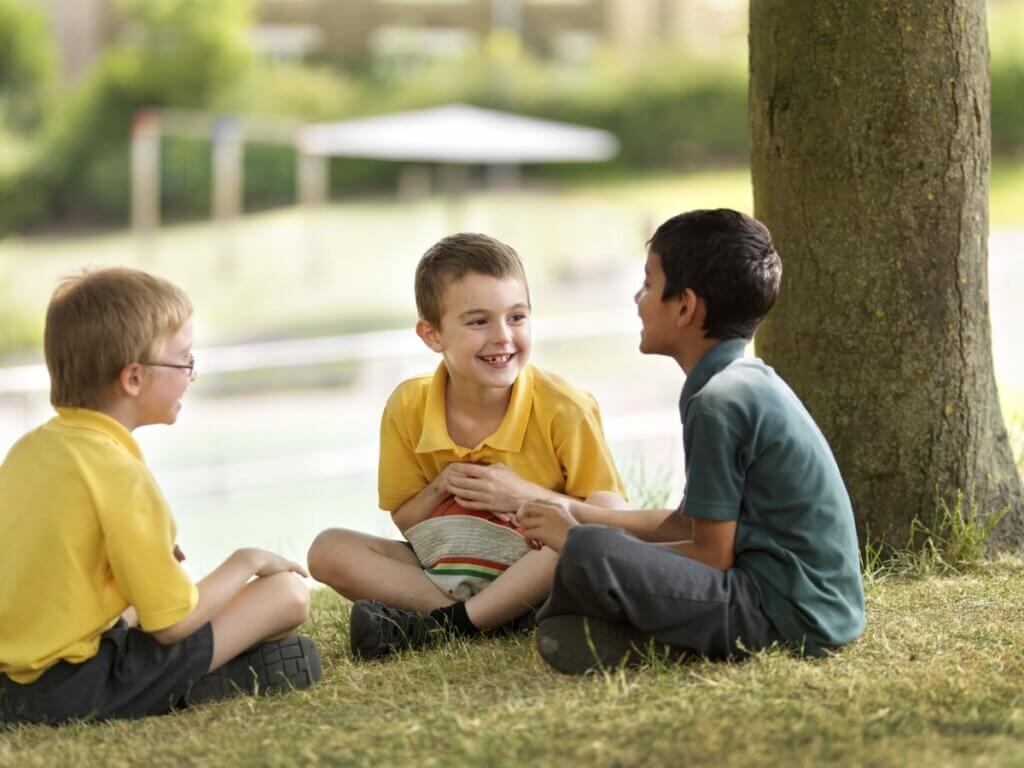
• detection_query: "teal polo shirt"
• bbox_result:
[679,339,864,655]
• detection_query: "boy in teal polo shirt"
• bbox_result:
[517,209,865,673]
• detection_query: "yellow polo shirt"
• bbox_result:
[378,363,626,512]
[0,408,198,684]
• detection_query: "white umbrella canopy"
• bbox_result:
[295,103,619,164]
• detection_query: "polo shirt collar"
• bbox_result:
[679,338,749,411]
[415,363,535,456]
[54,407,143,461]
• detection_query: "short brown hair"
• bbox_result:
[414,233,529,326]
[44,268,193,408]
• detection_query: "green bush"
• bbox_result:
[6,33,1024,233]
[0,0,54,132]
[6,0,251,228]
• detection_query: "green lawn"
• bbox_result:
[3,560,1023,767]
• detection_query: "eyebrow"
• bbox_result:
[458,303,530,319]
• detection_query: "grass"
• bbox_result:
[3,559,1024,768]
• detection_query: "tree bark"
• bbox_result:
[749,0,1023,549]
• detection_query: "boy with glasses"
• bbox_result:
[0,268,321,726]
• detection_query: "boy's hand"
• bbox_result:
[516,498,578,552]
[445,462,551,515]
[244,548,309,578]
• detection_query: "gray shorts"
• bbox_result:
[1,620,213,727]
[537,525,783,659]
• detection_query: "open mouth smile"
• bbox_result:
[478,352,516,366]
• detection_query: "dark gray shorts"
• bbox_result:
[537,525,783,659]
[1,620,213,727]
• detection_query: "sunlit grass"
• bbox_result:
[3,563,1024,767]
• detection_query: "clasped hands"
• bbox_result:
[438,462,578,551]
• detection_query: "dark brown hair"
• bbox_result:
[648,209,782,340]
[414,233,529,326]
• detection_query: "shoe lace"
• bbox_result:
[373,604,439,649]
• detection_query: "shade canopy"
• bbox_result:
[295,103,618,165]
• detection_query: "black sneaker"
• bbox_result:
[535,616,685,675]
[185,635,322,705]
[349,600,441,660]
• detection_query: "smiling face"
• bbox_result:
[634,248,684,357]
[419,273,531,394]
[138,317,194,426]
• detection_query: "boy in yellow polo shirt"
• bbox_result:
[308,233,627,660]
[0,269,321,726]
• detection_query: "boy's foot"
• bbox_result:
[349,600,441,660]
[185,635,322,705]
[535,615,686,675]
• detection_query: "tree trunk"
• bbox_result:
[748,0,1023,549]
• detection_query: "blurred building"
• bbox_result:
[254,0,747,63]
[46,0,747,82]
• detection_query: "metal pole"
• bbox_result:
[131,110,160,253]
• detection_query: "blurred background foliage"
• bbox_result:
[1,0,1019,236]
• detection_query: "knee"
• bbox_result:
[561,524,618,566]
[307,528,361,591]
[268,571,310,627]
[555,525,620,592]
[307,528,346,583]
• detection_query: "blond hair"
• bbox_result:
[414,233,529,327]
[44,268,193,408]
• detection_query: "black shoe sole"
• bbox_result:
[186,635,322,705]
[535,616,682,675]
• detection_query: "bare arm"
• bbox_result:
[572,499,735,569]
[663,517,737,571]
[390,468,456,534]
[569,500,693,542]
[519,499,736,572]
[394,463,627,532]
[151,548,306,645]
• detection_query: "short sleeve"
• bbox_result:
[98,471,197,632]
[378,399,429,512]
[681,403,744,521]
[555,396,627,501]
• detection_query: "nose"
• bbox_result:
[491,319,512,343]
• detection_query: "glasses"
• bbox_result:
[142,353,196,382]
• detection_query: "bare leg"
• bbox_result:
[463,546,558,629]
[208,571,309,671]
[464,492,626,630]
[307,528,454,613]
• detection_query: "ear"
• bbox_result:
[118,362,145,398]
[675,288,703,329]
[416,319,444,353]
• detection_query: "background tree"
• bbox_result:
[749,0,1023,548]
[36,0,252,223]
[0,0,53,132]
